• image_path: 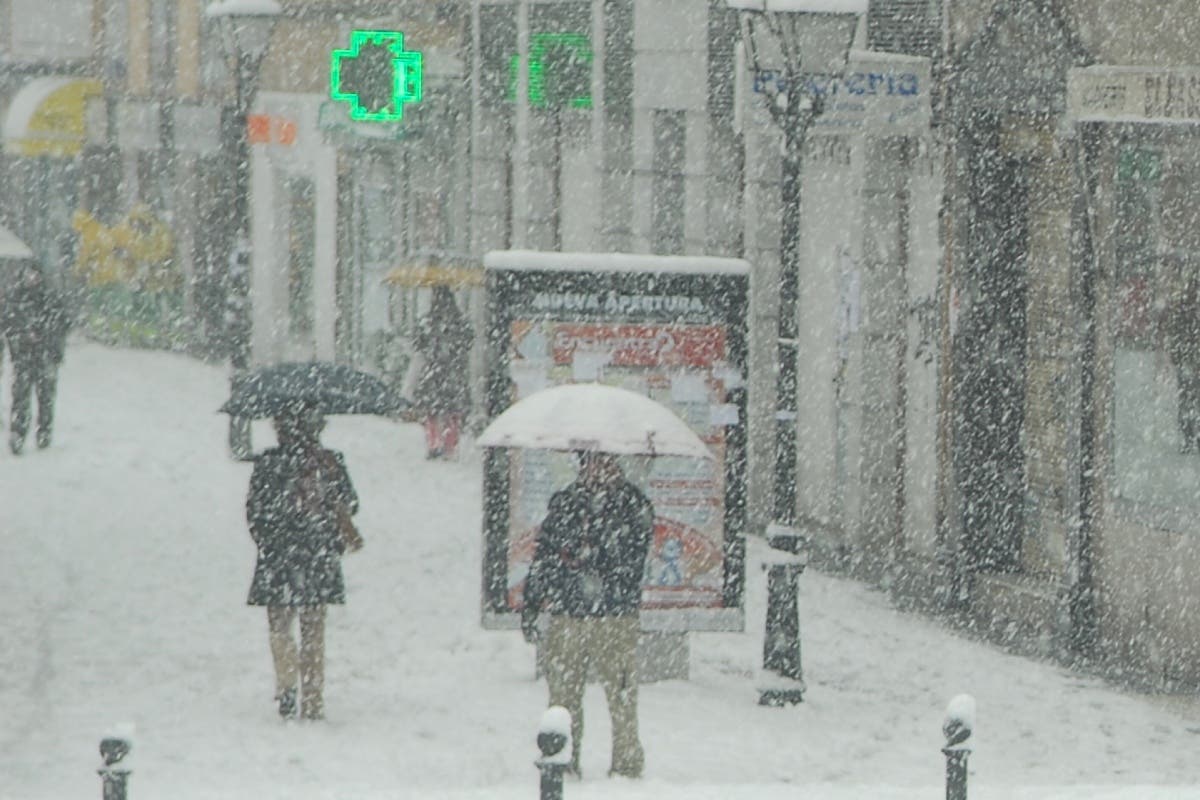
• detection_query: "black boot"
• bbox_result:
[277,688,297,719]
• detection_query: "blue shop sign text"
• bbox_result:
[753,69,921,98]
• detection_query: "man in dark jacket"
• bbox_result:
[246,408,359,721]
[522,451,655,778]
[1,263,69,454]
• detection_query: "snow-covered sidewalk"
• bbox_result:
[2,341,1200,800]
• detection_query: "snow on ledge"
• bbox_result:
[725,0,868,13]
[483,250,750,276]
[204,0,281,17]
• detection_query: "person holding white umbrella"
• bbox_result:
[480,382,715,778]
[520,448,654,780]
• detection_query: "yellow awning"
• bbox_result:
[3,77,102,158]
[385,262,484,288]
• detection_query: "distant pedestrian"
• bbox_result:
[521,451,654,779]
[412,286,472,459]
[1,263,70,454]
[245,407,360,721]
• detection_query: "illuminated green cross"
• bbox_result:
[330,30,423,122]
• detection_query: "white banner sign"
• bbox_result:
[1068,66,1200,124]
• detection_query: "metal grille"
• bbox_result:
[867,0,942,59]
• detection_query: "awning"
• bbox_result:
[384,254,483,288]
[3,77,102,158]
[0,224,33,260]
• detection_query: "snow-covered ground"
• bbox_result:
[3,341,1200,800]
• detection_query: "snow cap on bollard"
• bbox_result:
[537,706,573,765]
[100,722,136,767]
[943,694,975,750]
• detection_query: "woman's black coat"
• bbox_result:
[245,444,358,606]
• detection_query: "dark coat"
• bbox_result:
[524,477,655,618]
[413,292,472,415]
[246,444,358,606]
[2,277,69,366]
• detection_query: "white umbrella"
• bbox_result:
[477,383,714,459]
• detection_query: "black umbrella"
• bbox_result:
[219,362,407,418]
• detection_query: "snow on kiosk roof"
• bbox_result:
[483,250,750,276]
[725,0,868,12]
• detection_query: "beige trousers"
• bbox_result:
[267,605,326,718]
[543,614,644,777]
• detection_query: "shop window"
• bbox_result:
[1110,139,1200,518]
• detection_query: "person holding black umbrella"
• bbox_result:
[245,405,360,721]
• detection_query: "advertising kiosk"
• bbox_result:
[480,251,751,659]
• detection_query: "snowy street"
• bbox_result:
[4,340,1200,799]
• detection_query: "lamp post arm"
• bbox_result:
[770,13,801,77]
[738,13,787,129]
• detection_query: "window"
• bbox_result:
[10,0,91,60]
[651,110,686,255]
[287,178,316,336]
[149,0,175,96]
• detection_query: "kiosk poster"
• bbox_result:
[481,251,750,632]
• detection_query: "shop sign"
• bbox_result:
[318,101,417,144]
[751,55,931,133]
[247,113,297,147]
[1068,66,1200,124]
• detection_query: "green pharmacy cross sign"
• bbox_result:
[331,30,423,122]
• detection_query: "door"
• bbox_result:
[955,114,1030,574]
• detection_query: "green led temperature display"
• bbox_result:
[508,32,593,108]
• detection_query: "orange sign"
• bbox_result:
[246,114,297,146]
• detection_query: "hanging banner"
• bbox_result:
[481,250,750,632]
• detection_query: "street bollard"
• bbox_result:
[942,694,975,800]
[757,525,807,706]
[536,706,573,800]
[97,732,132,800]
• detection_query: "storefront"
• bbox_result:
[739,50,939,568]
[247,92,339,364]
[1,77,101,285]
[1068,64,1200,682]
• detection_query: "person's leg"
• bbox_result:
[544,615,588,775]
[10,359,33,453]
[424,415,442,458]
[596,616,644,778]
[298,605,327,720]
[442,413,462,458]
[35,362,57,448]
[267,606,299,716]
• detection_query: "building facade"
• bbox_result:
[882,0,1200,686]
[7,0,1200,686]
[0,0,104,288]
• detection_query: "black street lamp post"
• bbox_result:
[205,0,281,460]
[730,0,862,703]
